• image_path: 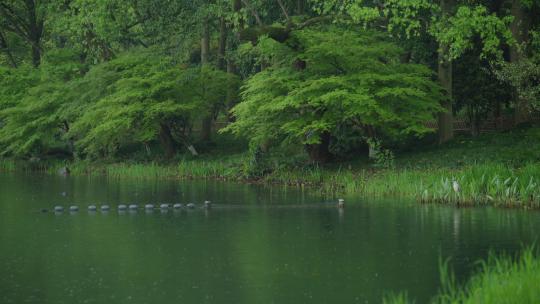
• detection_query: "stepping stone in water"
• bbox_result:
[173,203,183,209]
[160,204,170,209]
[69,206,79,212]
[186,203,195,209]
[88,205,97,211]
[145,204,154,210]
[129,204,138,210]
[101,205,110,211]
[54,206,64,212]
[118,204,127,211]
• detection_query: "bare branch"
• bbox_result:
[276,0,290,23]
[0,30,18,68]
[295,15,335,30]
[241,0,263,26]
[0,3,31,38]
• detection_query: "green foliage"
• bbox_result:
[49,0,150,61]
[311,0,513,61]
[447,248,540,304]
[366,137,395,168]
[0,82,69,156]
[383,292,413,304]
[0,0,538,168]
[431,5,513,61]
[0,50,85,156]
[0,0,48,66]
[0,65,38,110]
[225,27,443,158]
[69,52,235,158]
[0,49,237,159]
[493,26,540,111]
[494,58,540,111]
[453,51,512,131]
[398,127,540,168]
[385,248,540,304]
[416,163,540,208]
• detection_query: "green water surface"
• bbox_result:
[0,172,539,304]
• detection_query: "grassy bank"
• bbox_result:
[385,248,540,304]
[2,127,540,208]
[2,157,540,208]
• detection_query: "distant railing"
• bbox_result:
[426,113,540,134]
[200,113,540,134]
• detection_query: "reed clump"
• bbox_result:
[104,163,177,179]
[3,149,540,208]
[385,248,540,304]
[415,163,540,208]
[261,162,540,208]
[0,159,16,171]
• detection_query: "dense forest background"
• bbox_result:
[0,0,539,165]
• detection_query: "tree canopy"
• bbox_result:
[0,0,538,163]
[224,27,443,162]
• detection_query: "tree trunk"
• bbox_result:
[296,0,305,15]
[159,124,177,159]
[0,31,17,68]
[225,0,243,122]
[226,60,237,122]
[510,0,530,125]
[437,0,455,144]
[233,0,244,34]
[200,17,212,142]
[241,0,263,26]
[0,0,44,67]
[471,118,480,137]
[494,99,503,130]
[217,17,227,70]
[200,18,210,65]
[31,44,40,67]
[61,120,76,158]
[200,117,213,142]
[27,0,43,67]
[233,0,242,12]
[305,132,332,163]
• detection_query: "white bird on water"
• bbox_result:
[452,180,461,193]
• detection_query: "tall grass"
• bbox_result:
[0,159,16,171]
[3,155,540,207]
[416,163,540,208]
[105,163,178,179]
[387,248,540,303]
[260,162,540,208]
[447,248,540,304]
[59,158,244,180]
[177,158,241,179]
[0,158,50,172]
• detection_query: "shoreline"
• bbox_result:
[2,158,540,209]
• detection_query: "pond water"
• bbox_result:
[1,172,539,304]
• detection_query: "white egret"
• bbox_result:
[452,180,461,193]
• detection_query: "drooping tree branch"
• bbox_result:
[276,0,291,24]
[0,30,18,67]
[295,15,336,30]
[239,14,338,43]
[0,1,45,66]
[0,4,31,40]
[241,0,263,26]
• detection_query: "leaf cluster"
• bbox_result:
[224,27,443,151]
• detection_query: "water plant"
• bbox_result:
[0,159,16,171]
[415,163,540,208]
[386,247,540,303]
